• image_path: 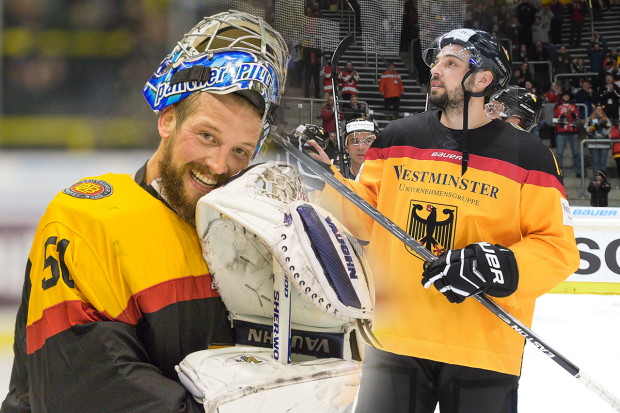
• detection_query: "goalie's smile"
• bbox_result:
[190,168,219,191]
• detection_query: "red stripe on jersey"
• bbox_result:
[523,170,567,197]
[117,274,218,324]
[365,146,566,197]
[27,300,111,354]
[26,274,217,354]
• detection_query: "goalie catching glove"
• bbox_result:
[196,161,376,342]
[421,242,519,304]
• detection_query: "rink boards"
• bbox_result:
[551,207,620,294]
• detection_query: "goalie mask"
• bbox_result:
[489,86,542,132]
[143,11,289,158]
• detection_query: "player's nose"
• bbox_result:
[203,147,228,175]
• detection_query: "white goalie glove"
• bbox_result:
[197,161,376,341]
[176,162,377,412]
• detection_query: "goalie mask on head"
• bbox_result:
[142,11,289,159]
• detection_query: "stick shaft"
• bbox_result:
[330,35,354,173]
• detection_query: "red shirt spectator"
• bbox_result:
[321,95,345,132]
[554,94,580,134]
[340,61,360,100]
[569,0,586,23]
[322,63,341,99]
[545,82,563,104]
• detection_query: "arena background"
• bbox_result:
[1,0,619,411]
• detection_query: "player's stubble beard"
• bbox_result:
[158,134,230,227]
[429,75,475,117]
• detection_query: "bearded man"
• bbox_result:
[2,11,288,413]
[309,29,578,413]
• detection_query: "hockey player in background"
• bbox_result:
[309,28,579,412]
[485,85,543,132]
[1,12,289,412]
[341,117,379,180]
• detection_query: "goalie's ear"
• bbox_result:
[158,105,176,141]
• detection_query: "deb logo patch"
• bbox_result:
[63,179,113,200]
[406,200,457,258]
[223,355,266,366]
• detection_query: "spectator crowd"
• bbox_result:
[461,0,620,202]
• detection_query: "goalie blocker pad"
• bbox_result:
[176,346,361,413]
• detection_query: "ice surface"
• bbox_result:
[1,294,618,412]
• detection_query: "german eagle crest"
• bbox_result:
[405,200,457,258]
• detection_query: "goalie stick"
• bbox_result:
[330,35,354,173]
[268,130,620,412]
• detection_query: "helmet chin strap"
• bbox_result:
[460,69,485,176]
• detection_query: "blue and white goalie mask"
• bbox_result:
[143,11,289,157]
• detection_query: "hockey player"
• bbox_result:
[341,117,379,180]
[1,12,289,412]
[309,29,579,412]
[485,85,543,132]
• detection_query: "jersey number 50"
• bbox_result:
[42,236,74,290]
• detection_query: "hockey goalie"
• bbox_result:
[175,161,377,413]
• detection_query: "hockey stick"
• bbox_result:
[268,130,620,412]
[331,35,354,173]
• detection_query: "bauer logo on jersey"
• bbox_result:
[405,200,457,258]
[63,179,113,200]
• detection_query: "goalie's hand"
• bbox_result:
[421,242,519,304]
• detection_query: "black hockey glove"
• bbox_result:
[421,242,519,304]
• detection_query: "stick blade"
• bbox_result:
[331,35,354,71]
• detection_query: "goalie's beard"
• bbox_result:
[158,136,229,227]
